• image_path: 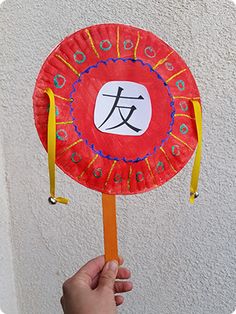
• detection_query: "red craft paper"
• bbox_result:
[33,23,200,195]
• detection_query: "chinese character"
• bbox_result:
[94,81,152,137]
[99,86,144,132]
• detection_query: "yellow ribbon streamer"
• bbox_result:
[45,88,69,205]
[189,100,202,204]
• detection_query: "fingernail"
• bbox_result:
[108,260,118,272]
[118,255,124,264]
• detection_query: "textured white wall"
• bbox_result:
[0,0,236,314]
[0,128,18,314]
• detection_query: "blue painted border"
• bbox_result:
[69,57,175,163]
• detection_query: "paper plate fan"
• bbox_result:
[33,23,202,261]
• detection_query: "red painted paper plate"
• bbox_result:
[33,23,201,195]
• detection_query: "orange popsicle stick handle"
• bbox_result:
[102,193,119,262]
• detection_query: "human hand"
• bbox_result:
[61,256,133,314]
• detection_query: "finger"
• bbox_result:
[60,296,65,310]
[98,260,118,290]
[71,255,105,286]
[115,295,124,306]
[117,267,131,280]
[91,272,101,289]
[91,266,130,289]
[114,281,133,294]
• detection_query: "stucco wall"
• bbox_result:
[0,0,236,314]
[0,124,18,314]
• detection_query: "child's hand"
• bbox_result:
[61,256,133,314]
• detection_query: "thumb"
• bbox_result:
[98,260,118,290]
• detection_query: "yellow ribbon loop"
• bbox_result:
[189,100,202,204]
[55,197,69,204]
[44,88,69,205]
